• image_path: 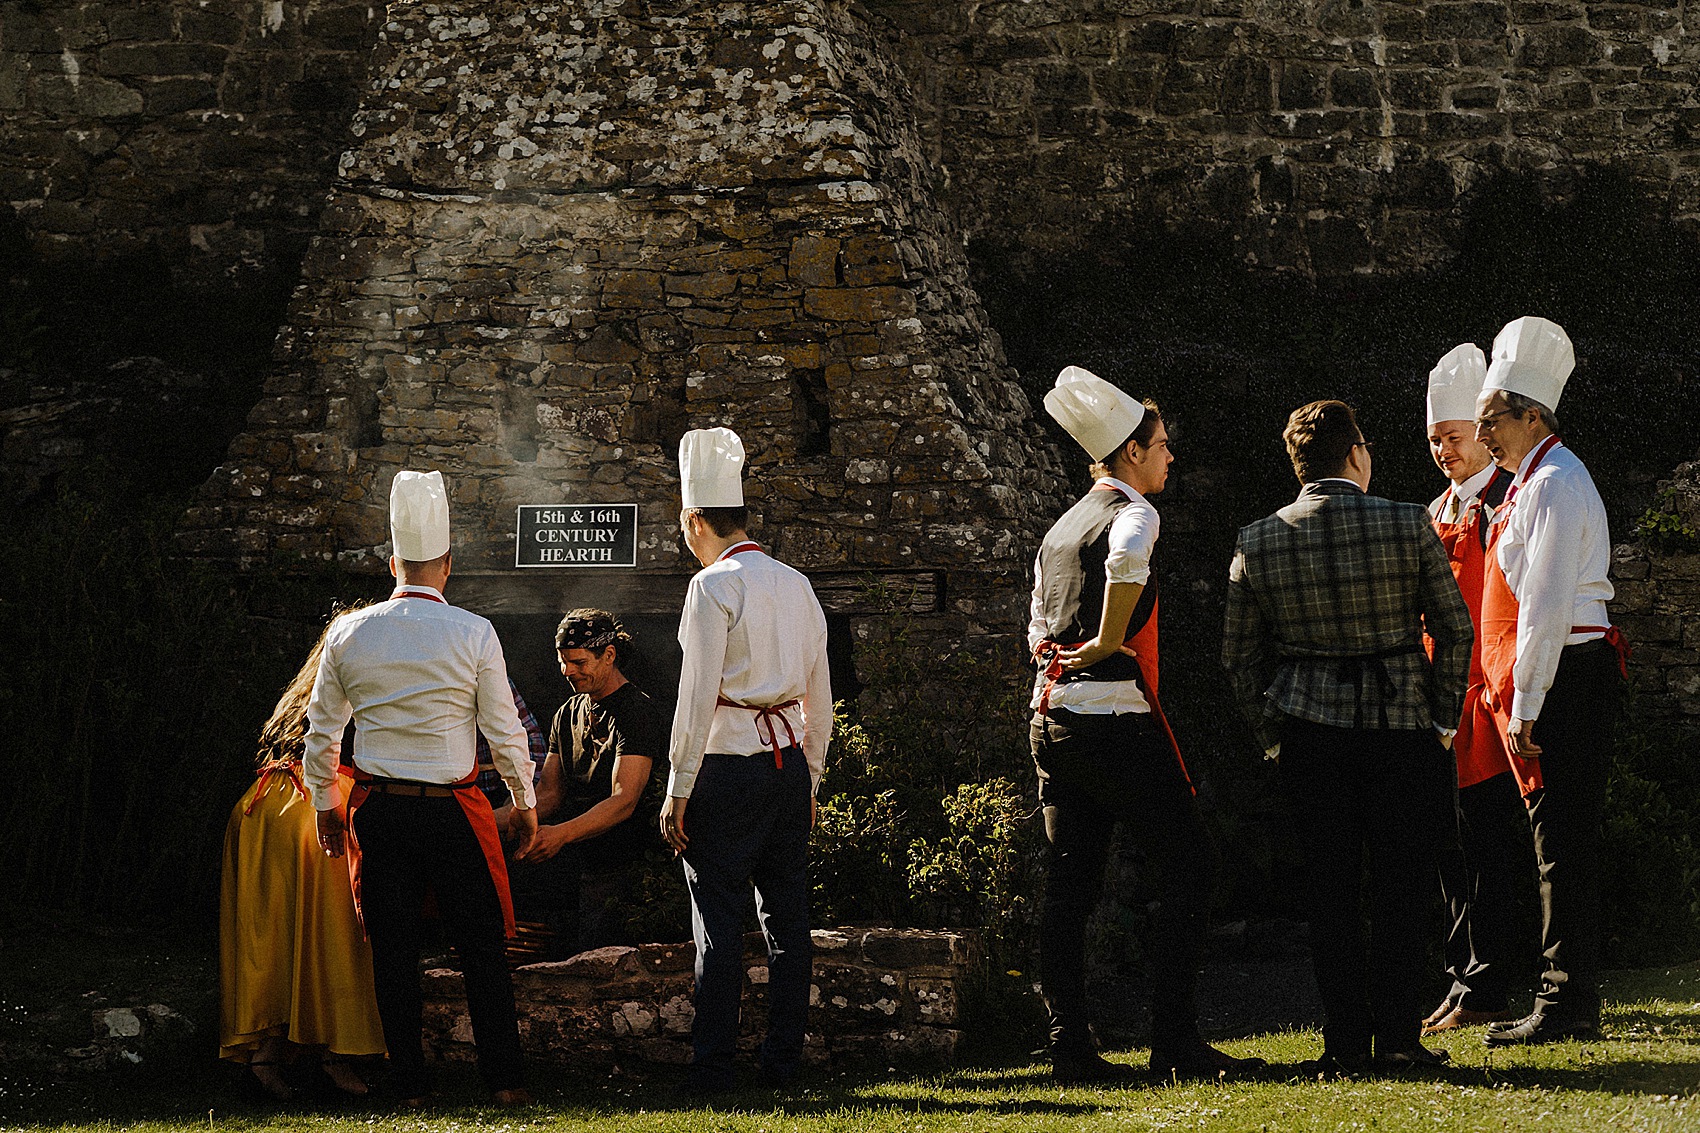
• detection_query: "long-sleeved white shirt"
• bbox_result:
[302,586,537,812]
[1438,462,1499,522]
[667,544,832,798]
[1497,442,1613,723]
[1025,476,1156,714]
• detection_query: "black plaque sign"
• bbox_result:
[515,504,638,568]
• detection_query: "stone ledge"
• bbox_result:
[421,927,982,1075]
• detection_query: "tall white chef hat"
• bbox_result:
[1426,343,1487,427]
[1044,365,1146,462]
[1482,316,1574,412]
[679,427,746,509]
[390,469,450,562]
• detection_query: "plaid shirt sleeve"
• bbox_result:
[1223,526,1282,751]
[475,679,548,801]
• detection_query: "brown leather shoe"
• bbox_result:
[1423,1006,1518,1035]
[1421,996,1459,1030]
[492,1088,535,1106]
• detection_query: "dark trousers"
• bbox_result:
[1280,721,1450,1059]
[1527,640,1620,1025]
[680,750,813,1087]
[353,792,526,1097]
[1030,708,1214,1055]
[1438,770,1531,1011]
[508,845,635,960]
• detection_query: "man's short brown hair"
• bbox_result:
[683,505,749,538]
[1283,400,1361,484]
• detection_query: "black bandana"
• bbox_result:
[556,613,622,652]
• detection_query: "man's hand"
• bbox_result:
[660,796,689,854]
[1507,718,1543,759]
[508,804,538,859]
[517,822,571,863]
[317,807,347,859]
[1057,637,1123,672]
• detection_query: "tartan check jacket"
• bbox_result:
[1222,480,1473,751]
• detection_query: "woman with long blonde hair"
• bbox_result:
[219,604,383,1099]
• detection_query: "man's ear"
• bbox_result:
[388,555,400,579]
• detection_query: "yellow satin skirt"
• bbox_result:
[218,771,385,1060]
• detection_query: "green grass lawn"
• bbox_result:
[2,910,1696,1132]
[4,966,1697,1131]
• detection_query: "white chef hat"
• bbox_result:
[1482,316,1574,412]
[1044,365,1146,462]
[390,470,450,561]
[1426,343,1487,427]
[679,427,745,509]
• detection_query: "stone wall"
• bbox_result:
[177,0,1069,638]
[421,928,980,1073]
[0,0,376,292]
[1610,458,1700,725]
[872,0,1700,274]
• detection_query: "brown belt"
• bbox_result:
[365,780,464,798]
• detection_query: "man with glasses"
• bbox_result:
[1224,400,1471,1075]
[1471,317,1624,1046]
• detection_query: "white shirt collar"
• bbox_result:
[1095,475,1142,500]
[393,584,446,600]
[1451,463,1497,506]
[1309,477,1363,489]
[1514,435,1561,481]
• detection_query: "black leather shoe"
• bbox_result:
[1294,1052,1370,1080]
[1483,1012,1599,1046]
[1150,1043,1268,1082]
[1052,1051,1141,1085]
[1374,1044,1452,1070]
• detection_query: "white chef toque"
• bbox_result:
[1043,365,1146,462]
[1426,343,1487,427]
[1482,316,1574,412]
[390,470,450,562]
[679,427,746,509]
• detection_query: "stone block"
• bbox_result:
[638,942,696,974]
[1518,26,1607,68]
[804,287,916,323]
[664,272,738,298]
[860,928,964,968]
[98,43,230,76]
[789,236,840,287]
[31,75,144,118]
[1330,68,1381,109]
[1426,2,1509,41]
[1218,56,1272,114]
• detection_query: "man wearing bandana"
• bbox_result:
[513,609,664,957]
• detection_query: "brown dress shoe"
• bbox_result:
[1150,1043,1268,1082]
[1421,996,1459,1030]
[1423,1006,1518,1035]
[492,1088,535,1106]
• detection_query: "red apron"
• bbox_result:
[1428,484,1515,790]
[340,588,519,937]
[1034,484,1194,794]
[1478,437,1630,798]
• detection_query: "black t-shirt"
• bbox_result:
[546,682,664,871]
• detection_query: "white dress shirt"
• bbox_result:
[1439,463,1499,522]
[667,545,832,798]
[1026,476,1156,715]
[302,586,537,812]
[1496,442,1613,723]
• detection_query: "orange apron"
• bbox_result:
[341,588,519,937]
[1478,437,1629,798]
[1428,479,1515,790]
[1034,485,1194,794]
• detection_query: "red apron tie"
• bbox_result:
[244,760,308,815]
[715,696,802,768]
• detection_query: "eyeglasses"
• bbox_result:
[1475,408,1521,431]
[1354,441,1375,453]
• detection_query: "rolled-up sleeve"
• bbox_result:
[1105,504,1157,585]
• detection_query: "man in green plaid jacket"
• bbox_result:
[1223,399,1472,1077]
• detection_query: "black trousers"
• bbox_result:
[1437,770,1531,1012]
[1030,708,1214,1055]
[1280,721,1451,1059]
[354,792,526,1097]
[1527,640,1620,1025]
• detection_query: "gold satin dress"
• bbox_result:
[218,766,385,1060]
